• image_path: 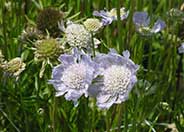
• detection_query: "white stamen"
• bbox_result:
[65,23,91,48]
[103,65,131,93]
[61,64,87,89]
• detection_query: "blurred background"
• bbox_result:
[0,0,184,131]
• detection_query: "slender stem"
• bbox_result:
[91,32,96,57]
[116,0,123,52]
[117,105,123,132]
[105,0,111,49]
[148,37,153,72]
[2,2,8,56]
[51,96,56,132]
[106,110,110,132]
[124,102,128,132]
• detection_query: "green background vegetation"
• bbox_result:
[0,0,184,131]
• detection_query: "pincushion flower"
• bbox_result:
[91,49,139,109]
[61,22,92,49]
[83,18,103,32]
[59,21,101,50]
[3,57,26,78]
[49,48,98,106]
[133,11,166,35]
[178,43,184,54]
[93,7,129,25]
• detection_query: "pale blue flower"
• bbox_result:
[93,7,129,25]
[49,48,98,106]
[89,49,139,109]
[133,11,166,35]
[178,43,184,54]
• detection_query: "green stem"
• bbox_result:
[50,96,56,132]
[91,32,96,57]
[148,37,153,72]
[106,110,110,132]
[116,0,123,52]
[117,105,123,132]
[124,103,128,132]
[105,0,111,49]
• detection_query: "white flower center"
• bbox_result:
[65,23,91,48]
[103,65,131,93]
[83,18,102,32]
[61,64,87,89]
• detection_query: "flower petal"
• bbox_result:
[64,89,83,102]
[101,18,113,25]
[133,12,150,27]
[122,50,130,58]
[151,19,166,33]
[97,95,117,109]
[95,53,117,69]
[88,79,103,97]
[58,54,74,65]
[178,43,184,54]
[93,10,108,18]
[51,64,65,79]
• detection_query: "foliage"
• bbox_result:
[0,0,184,131]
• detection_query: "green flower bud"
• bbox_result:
[34,38,63,61]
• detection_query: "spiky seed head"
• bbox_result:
[3,57,25,77]
[36,8,64,37]
[19,26,43,44]
[34,38,63,61]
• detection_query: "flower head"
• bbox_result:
[3,57,25,77]
[93,7,129,25]
[34,38,63,61]
[64,22,91,49]
[33,38,64,78]
[49,48,98,106]
[167,8,184,21]
[83,18,103,32]
[91,49,139,109]
[178,43,184,54]
[19,26,43,44]
[133,11,166,35]
[36,8,64,37]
